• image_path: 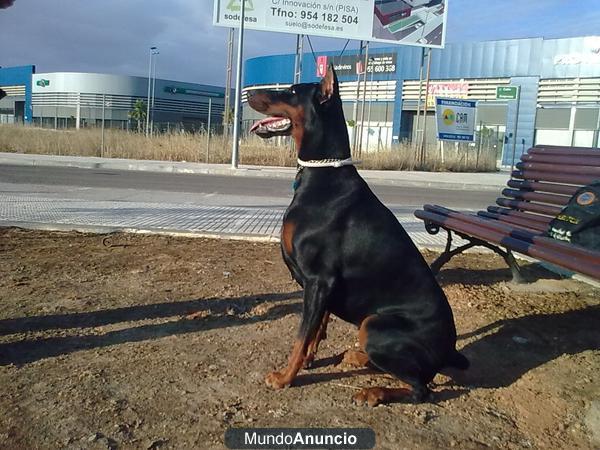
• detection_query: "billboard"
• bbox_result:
[316,52,397,77]
[435,98,477,142]
[213,0,447,48]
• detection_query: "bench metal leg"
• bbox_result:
[476,241,524,284]
[430,230,477,274]
[501,249,525,284]
[428,228,525,284]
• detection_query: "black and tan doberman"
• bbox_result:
[248,65,468,406]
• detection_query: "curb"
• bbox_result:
[1,220,445,250]
[0,221,281,243]
[0,152,508,192]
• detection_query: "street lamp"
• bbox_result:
[146,46,159,137]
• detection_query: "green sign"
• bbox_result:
[36,79,50,87]
[496,86,518,100]
[164,86,224,98]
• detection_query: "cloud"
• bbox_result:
[0,0,598,86]
[447,0,600,42]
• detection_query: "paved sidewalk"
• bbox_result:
[0,152,502,247]
[0,192,463,248]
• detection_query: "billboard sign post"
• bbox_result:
[214,0,448,48]
[435,98,477,142]
[230,0,246,169]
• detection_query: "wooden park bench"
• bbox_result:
[414,145,600,282]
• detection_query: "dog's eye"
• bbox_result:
[290,88,296,94]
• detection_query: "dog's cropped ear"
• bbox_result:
[319,64,338,104]
[0,89,6,101]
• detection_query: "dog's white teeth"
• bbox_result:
[267,119,291,131]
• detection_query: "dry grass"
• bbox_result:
[0,124,498,172]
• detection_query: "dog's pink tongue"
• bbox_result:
[250,116,286,133]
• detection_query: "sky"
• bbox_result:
[0,0,599,86]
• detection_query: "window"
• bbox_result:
[535,108,571,129]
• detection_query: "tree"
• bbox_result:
[129,100,147,133]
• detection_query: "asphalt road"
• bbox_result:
[0,164,498,211]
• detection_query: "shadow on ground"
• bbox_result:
[294,305,600,397]
[2,289,598,398]
[451,305,600,389]
[437,263,563,286]
[0,291,302,366]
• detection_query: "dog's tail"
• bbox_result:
[446,350,470,370]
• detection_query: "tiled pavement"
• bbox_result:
[0,192,462,248]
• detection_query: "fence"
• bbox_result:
[0,122,499,172]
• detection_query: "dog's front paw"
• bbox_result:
[342,350,369,368]
[352,387,386,407]
[265,371,291,390]
[302,354,315,369]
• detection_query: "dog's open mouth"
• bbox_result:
[250,116,292,138]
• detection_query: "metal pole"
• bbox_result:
[384,70,391,147]
[366,58,375,152]
[76,93,81,129]
[231,0,246,169]
[351,41,364,153]
[294,34,304,84]
[594,104,600,148]
[476,120,483,170]
[145,47,155,137]
[151,52,158,137]
[420,49,432,165]
[510,85,521,177]
[224,28,235,139]
[206,98,212,163]
[358,42,370,156]
[495,125,499,164]
[101,94,105,157]
[414,48,425,151]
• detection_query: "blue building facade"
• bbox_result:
[0,65,35,124]
[244,36,600,164]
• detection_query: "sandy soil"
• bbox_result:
[0,228,598,450]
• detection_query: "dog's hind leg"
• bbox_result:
[302,311,330,369]
[265,278,333,389]
[351,314,435,406]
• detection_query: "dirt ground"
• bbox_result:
[0,227,598,450]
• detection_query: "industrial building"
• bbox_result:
[0,65,225,132]
[243,35,600,165]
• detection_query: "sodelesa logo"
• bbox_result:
[36,79,50,87]
[227,0,254,12]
